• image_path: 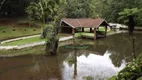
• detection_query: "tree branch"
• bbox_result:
[0,0,6,10]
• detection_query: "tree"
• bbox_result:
[119,8,141,35]
[26,0,56,38]
[45,0,67,55]
[65,0,98,18]
[0,0,34,17]
[103,0,142,26]
[0,0,6,10]
[26,0,66,55]
[0,0,7,16]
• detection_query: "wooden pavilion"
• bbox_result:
[60,18,109,40]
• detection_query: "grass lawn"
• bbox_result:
[75,32,94,37]
[84,27,111,32]
[0,45,45,55]
[0,36,46,46]
[0,25,41,41]
[75,27,111,38]
[0,33,72,46]
[0,38,96,55]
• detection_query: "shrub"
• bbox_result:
[2,31,6,33]
[13,29,16,31]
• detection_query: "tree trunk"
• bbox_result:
[45,26,59,55]
[128,15,134,35]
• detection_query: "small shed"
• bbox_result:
[60,18,109,40]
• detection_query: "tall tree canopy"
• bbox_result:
[65,0,98,18]
[26,0,67,55]
[104,0,142,25]
[0,0,142,26]
[0,0,36,17]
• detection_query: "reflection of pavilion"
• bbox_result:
[62,51,126,80]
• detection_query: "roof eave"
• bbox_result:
[60,20,75,28]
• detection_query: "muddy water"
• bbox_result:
[0,32,142,80]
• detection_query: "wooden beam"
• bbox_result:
[90,28,92,33]
[72,28,75,35]
[94,28,96,40]
[105,26,107,37]
[82,28,84,32]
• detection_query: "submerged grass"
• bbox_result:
[0,45,45,55]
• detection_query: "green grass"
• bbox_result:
[0,33,72,46]
[0,45,45,55]
[0,25,41,40]
[75,32,94,37]
[0,36,46,46]
[84,27,111,32]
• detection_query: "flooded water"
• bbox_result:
[0,32,142,80]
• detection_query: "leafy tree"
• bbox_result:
[45,0,67,55]
[0,0,34,17]
[117,54,142,80]
[104,0,142,26]
[65,0,98,18]
[118,8,141,34]
[0,0,6,10]
[26,0,54,38]
[109,54,142,80]
[26,0,66,55]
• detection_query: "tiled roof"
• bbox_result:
[61,18,109,28]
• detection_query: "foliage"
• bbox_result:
[0,0,6,10]
[25,0,55,22]
[119,8,140,16]
[65,0,98,18]
[0,0,36,17]
[117,59,142,80]
[26,0,67,54]
[105,0,142,25]
[43,0,67,55]
[83,76,94,80]
[109,53,142,80]
[65,55,75,66]
[118,8,141,24]
[25,0,66,38]
[1,0,142,26]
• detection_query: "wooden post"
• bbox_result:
[90,28,92,33]
[72,28,75,35]
[105,26,107,37]
[82,28,84,32]
[94,28,96,40]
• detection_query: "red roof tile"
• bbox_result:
[61,18,109,28]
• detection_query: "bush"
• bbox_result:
[33,29,36,31]
[2,31,6,33]
[109,53,142,80]
[13,29,16,31]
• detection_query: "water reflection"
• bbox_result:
[0,56,62,80]
[0,33,142,80]
[62,51,126,80]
